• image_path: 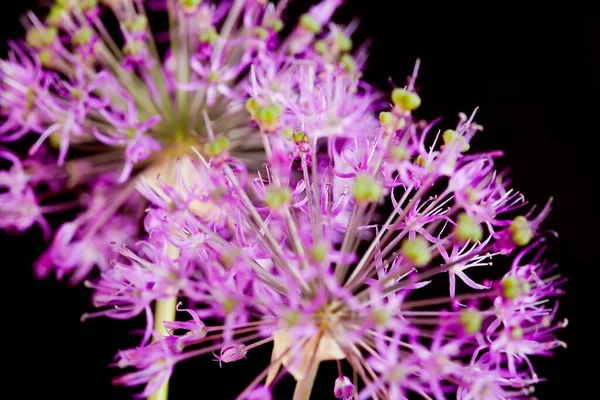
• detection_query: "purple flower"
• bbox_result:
[334,376,354,399]
[214,344,248,367]
[98,57,564,398]
[1,1,566,400]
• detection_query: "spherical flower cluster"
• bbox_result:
[1,1,565,399]
[1,0,358,284]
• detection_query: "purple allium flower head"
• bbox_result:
[93,56,565,398]
[0,0,360,284]
[1,1,566,399]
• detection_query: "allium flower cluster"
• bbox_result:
[1,0,359,284]
[1,1,566,399]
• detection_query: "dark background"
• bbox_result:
[3,0,594,398]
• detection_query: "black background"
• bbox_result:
[3,1,594,398]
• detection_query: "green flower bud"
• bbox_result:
[442,129,470,152]
[454,213,483,243]
[39,49,55,67]
[391,88,421,111]
[72,27,95,47]
[203,136,230,157]
[256,104,284,131]
[501,276,520,300]
[509,216,533,246]
[271,19,284,32]
[292,130,308,144]
[264,186,292,209]
[126,15,148,34]
[309,243,328,263]
[340,54,357,73]
[314,40,328,55]
[459,308,483,334]
[400,237,431,267]
[352,174,383,204]
[389,145,409,162]
[299,14,321,34]
[253,27,269,40]
[379,111,394,126]
[47,6,67,26]
[245,98,261,117]
[336,33,352,52]
[198,27,218,44]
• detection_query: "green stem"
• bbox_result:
[149,243,179,400]
[292,361,320,400]
[148,296,177,400]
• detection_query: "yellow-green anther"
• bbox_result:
[271,19,284,32]
[220,249,240,269]
[264,186,292,209]
[352,174,383,204]
[415,155,427,167]
[299,14,321,34]
[56,0,75,7]
[389,145,409,162]
[25,90,35,110]
[81,0,99,11]
[257,105,283,125]
[310,243,328,263]
[401,236,432,267]
[180,0,202,8]
[459,308,483,334]
[124,40,144,56]
[39,49,55,67]
[510,325,523,340]
[509,216,533,246]
[124,128,136,139]
[454,213,483,243]
[464,188,479,203]
[391,88,421,111]
[253,27,269,40]
[501,276,520,300]
[222,298,238,314]
[314,40,328,55]
[442,129,470,152]
[245,98,261,117]
[284,311,300,326]
[340,54,357,73]
[396,117,406,130]
[208,71,219,83]
[47,6,67,26]
[72,28,94,46]
[336,33,352,52]
[127,15,148,34]
[379,111,395,126]
[292,130,307,144]
[27,27,58,49]
[43,27,59,46]
[199,27,218,44]
[520,279,531,295]
[26,29,43,49]
[282,127,294,138]
[203,136,230,157]
[371,308,391,326]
